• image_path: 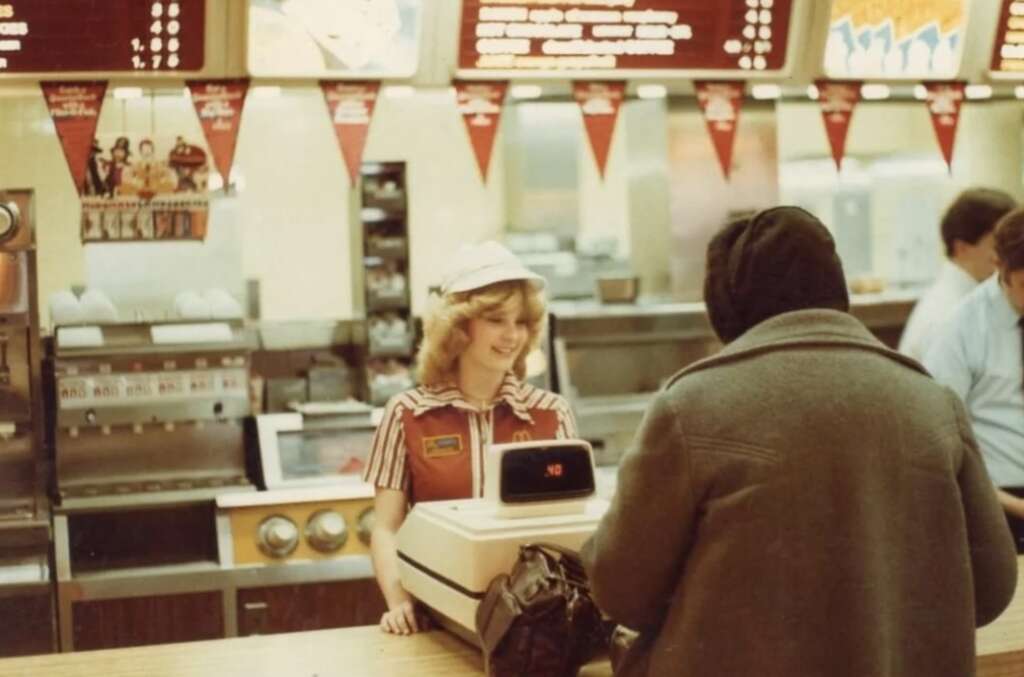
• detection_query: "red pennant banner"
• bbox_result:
[320,81,380,187]
[694,81,745,180]
[572,81,625,179]
[40,81,108,195]
[815,80,861,172]
[186,79,250,190]
[923,81,965,172]
[454,81,508,182]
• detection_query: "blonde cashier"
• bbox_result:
[362,241,578,635]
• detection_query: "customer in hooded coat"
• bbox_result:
[581,206,1018,677]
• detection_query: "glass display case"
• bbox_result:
[255,408,377,490]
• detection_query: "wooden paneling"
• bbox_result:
[0,593,54,657]
[237,579,385,636]
[72,592,223,651]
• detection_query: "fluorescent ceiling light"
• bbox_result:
[965,84,992,100]
[113,87,144,100]
[636,84,666,99]
[251,86,282,98]
[383,85,415,99]
[806,84,819,100]
[913,85,928,100]
[860,84,890,100]
[510,84,543,100]
[1016,86,1024,99]
[750,84,781,100]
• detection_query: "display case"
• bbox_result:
[214,409,384,638]
[360,162,415,406]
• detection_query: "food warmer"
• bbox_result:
[211,405,385,637]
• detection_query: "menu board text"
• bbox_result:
[992,0,1024,74]
[459,0,791,72]
[0,0,204,74]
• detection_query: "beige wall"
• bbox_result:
[777,99,1024,286]
[0,85,506,327]
[5,84,1024,326]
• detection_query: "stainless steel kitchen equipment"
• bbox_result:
[212,408,384,637]
[50,319,257,651]
[550,302,721,466]
[549,297,918,467]
[0,188,56,657]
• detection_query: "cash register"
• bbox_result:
[396,439,608,644]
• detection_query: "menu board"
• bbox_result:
[0,0,205,74]
[991,0,1024,74]
[458,0,792,73]
[823,0,967,79]
[247,0,423,78]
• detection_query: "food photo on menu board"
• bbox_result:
[246,0,422,77]
[80,134,210,244]
[823,0,967,79]
[458,0,792,72]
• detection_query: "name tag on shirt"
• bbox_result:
[423,434,464,458]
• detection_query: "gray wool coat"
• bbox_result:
[582,309,1018,677]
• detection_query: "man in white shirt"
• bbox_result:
[900,188,1016,361]
[925,207,1024,552]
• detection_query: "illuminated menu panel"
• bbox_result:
[247,0,423,78]
[0,0,204,74]
[991,0,1024,74]
[823,0,967,79]
[458,0,792,73]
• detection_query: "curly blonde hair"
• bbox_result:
[416,279,546,386]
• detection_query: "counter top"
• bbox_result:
[1,556,1020,676]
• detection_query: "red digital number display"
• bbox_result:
[459,0,792,72]
[0,1,204,74]
[544,462,564,479]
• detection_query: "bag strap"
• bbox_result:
[522,542,588,585]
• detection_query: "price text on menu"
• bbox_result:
[459,0,791,72]
[0,0,204,73]
[992,0,1024,73]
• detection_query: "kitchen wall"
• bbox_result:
[3,84,1023,327]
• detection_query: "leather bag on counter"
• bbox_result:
[475,543,609,677]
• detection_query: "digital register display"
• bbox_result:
[500,444,595,503]
[0,0,205,74]
[458,0,792,73]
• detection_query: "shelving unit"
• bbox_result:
[359,163,415,406]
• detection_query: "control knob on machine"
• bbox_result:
[305,509,348,553]
[0,202,19,244]
[257,515,299,558]
[357,507,375,546]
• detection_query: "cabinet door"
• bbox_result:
[0,592,55,657]
[237,579,386,636]
[72,592,223,650]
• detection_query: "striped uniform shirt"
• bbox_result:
[362,372,578,502]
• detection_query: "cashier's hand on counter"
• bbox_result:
[380,597,430,635]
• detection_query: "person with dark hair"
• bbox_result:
[899,188,1016,361]
[925,206,1024,554]
[582,206,1017,677]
